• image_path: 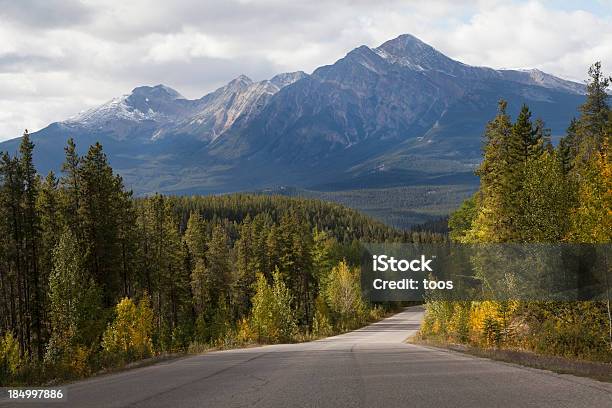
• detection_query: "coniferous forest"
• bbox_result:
[0,134,442,384]
[421,63,612,361]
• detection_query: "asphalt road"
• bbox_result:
[3,306,611,407]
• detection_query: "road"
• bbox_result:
[2,306,611,407]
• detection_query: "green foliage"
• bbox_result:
[575,62,611,162]
[250,271,297,343]
[524,302,611,359]
[323,261,366,330]
[482,316,502,347]
[0,332,21,381]
[515,151,573,241]
[184,212,207,260]
[567,148,611,243]
[262,185,474,230]
[448,195,477,243]
[312,296,333,337]
[46,230,102,365]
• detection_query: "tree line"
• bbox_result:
[0,137,443,383]
[422,62,611,360]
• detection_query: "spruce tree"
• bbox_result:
[79,142,123,305]
[580,63,610,148]
[204,224,232,307]
[19,132,45,360]
[574,62,611,164]
[469,100,514,242]
[184,212,207,262]
[60,138,82,238]
[233,217,256,319]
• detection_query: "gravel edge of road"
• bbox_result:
[409,338,612,383]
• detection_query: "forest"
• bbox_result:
[420,63,612,361]
[0,134,443,384]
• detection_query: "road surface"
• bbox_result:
[2,306,611,407]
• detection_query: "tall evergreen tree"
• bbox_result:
[233,217,257,319]
[577,62,611,160]
[184,212,207,262]
[559,118,579,174]
[204,224,232,308]
[60,138,82,238]
[79,142,123,305]
[469,100,514,242]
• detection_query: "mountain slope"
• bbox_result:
[206,34,584,190]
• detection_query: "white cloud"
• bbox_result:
[429,2,612,81]
[0,0,611,141]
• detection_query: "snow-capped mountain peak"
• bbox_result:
[64,84,189,133]
[269,71,308,88]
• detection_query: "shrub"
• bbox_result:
[323,261,366,331]
[0,332,21,382]
[312,296,333,337]
[236,318,255,343]
[250,271,297,343]
[102,296,154,361]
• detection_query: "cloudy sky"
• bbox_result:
[1,0,611,141]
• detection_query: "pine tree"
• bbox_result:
[19,131,46,360]
[79,142,124,305]
[60,138,82,238]
[233,217,256,319]
[311,227,336,285]
[576,62,611,162]
[204,224,232,308]
[469,100,514,242]
[559,118,579,173]
[38,171,61,272]
[516,150,572,241]
[184,212,207,262]
[511,104,536,162]
[190,258,208,316]
[116,188,137,298]
[0,152,28,356]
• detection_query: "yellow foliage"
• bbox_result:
[568,147,612,243]
[236,318,255,343]
[72,346,91,377]
[102,296,154,360]
[0,332,21,376]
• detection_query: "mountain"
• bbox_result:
[154,72,309,143]
[0,34,585,198]
[206,34,585,190]
[0,71,308,179]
